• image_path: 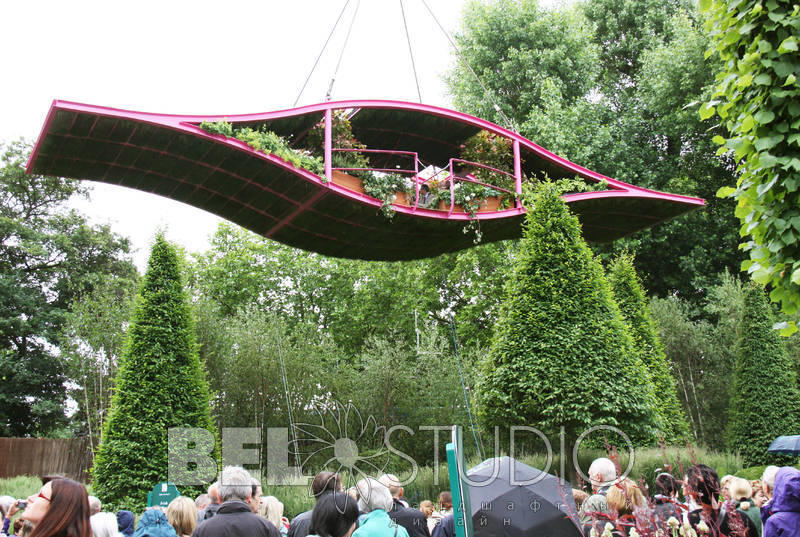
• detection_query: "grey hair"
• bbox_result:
[88,496,102,515]
[356,478,393,513]
[377,474,402,498]
[762,465,779,490]
[90,512,122,537]
[589,457,618,484]
[218,466,254,502]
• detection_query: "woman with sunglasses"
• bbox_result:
[20,478,92,537]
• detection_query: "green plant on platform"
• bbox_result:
[362,173,414,219]
[306,111,373,181]
[478,184,660,446]
[727,283,800,466]
[199,120,324,177]
[91,234,219,512]
[460,130,515,192]
[607,253,691,443]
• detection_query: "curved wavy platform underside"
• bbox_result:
[27,100,704,261]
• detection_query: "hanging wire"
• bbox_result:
[326,0,362,101]
[274,314,302,470]
[419,0,516,130]
[448,312,483,460]
[293,0,352,107]
[399,0,423,103]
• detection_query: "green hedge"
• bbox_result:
[477,185,660,446]
[727,283,800,466]
[607,253,691,443]
[92,235,218,512]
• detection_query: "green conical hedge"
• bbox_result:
[727,283,800,466]
[607,253,691,443]
[92,234,218,511]
[477,186,659,446]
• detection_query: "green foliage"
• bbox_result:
[362,173,414,218]
[0,140,136,437]
[649,277,740,448]
[727,283,800,466]
[701,0,800,333]
[450,0,744,302]
[478,185,660,445]
[459,130,515,192]
[199,120,324,176]
[92,235,218,512]
[607,254,691,443]
[305,110,372,181]
[61,273,140,452]
[448,0,599,128]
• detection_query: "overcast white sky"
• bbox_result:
[1,0,473,269]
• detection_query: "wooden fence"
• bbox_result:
[0,437,93,482]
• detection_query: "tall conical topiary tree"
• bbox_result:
[728,283,800,466]
[478,186,660,446]
[607,253,690,443]
[92,234,218,511]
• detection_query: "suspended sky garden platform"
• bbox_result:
[27,99,704,261]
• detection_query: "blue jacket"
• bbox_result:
[134,510,178,537]
[764,467,800,537]
[353,510,409,537]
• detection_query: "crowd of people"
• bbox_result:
[1,461,798,537]
[575,457,800,537]
[0,468,454,537]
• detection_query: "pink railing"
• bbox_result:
[328,148,519,213]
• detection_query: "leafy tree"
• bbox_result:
[701,0,800,333]
[728,283,800,466]
[0,140,135,436]
[61,273,139,451]
[448,0,744,301]
[477,186,660,446]
[607,254,690,442]
[92,235,217,511]
[447,0,599,128]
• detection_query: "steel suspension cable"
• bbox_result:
[448,312,483,461]
[293,0,352,107]
[399,0,423,103]
[419,0,515,130]
[274,314,302,470]
[326,0,362,101]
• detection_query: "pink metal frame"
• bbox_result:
[28,99,705,226]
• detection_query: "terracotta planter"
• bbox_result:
[392,192,410,206]
[438,200,465,212]
[331,171,365,194]
[477,196,503,212]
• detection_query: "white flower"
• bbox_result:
[667,517,680,529]
[696,520,709,534]
[589,529,599,537]
[629,529,640,537]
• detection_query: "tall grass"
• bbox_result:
[0,476,43,500]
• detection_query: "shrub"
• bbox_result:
[727,283,800,466]
[91,235,218,511]
[477,185,660,447]
[607,253,691,443]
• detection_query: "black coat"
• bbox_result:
[388,499,430,537]
[193,501,280,537]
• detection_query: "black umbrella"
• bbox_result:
[466,456,583,537]
[767,435,800,455]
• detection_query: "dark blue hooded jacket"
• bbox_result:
[764,467,800,537]
[117,510,135,537]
